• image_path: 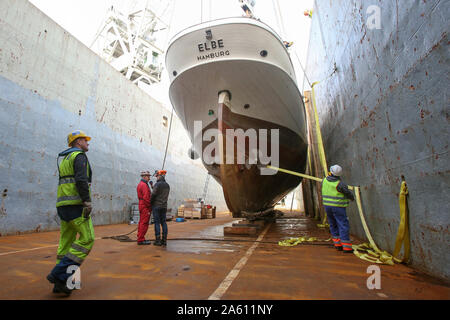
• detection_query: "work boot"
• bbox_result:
[137,240,151,245]
[153,236,162,246]
[53,282,81,293]
[161,234,167,246]
[47,273,72,296]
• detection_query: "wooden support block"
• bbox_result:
[251,220,265,226]
[232,223,261,229]
[224,226,257,235]
[237,220,265,227]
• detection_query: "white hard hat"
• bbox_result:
[330,165,343,176]
[140,170,151,176]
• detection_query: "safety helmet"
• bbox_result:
[330,165,343,176]
[67,130,91,147]
[156,170,167,176]
[140,170,151,177]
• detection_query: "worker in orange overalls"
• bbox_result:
[136,171,152,245]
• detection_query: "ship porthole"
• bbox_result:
[173,71,177,76]
[244,104,250,109]
[260,50,268,57]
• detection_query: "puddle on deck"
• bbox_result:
[166,221,243,254]
[164,218,324,254]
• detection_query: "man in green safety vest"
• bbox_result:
[322,165,355,253]
[46,130,94,296]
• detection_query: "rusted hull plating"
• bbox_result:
[304,0,450,281]
[200,101,307,217]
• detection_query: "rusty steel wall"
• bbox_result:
[0,0,227,235]
[305,0,449,280]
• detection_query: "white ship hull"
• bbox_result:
[166,17,308,216]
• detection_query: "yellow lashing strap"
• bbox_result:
[311,81,328,177]
[352,186,395,265]
[311,82,409,265]
[393,181,410,262]
[351,182,410,265]
[267,165,322,182]
[271,164,410,264]
[317,215,329,228]
[272,83,410,264]
[311,82,329,227]
[278,237,324,246]
[353,186,381,252]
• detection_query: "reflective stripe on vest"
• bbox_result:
[57,195,82,203]
[322,178,349,207]
[56,151,90,207]
[58,177,76,185]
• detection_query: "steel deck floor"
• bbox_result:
[0,211,448,300]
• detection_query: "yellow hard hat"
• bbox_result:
[67,130,91,147]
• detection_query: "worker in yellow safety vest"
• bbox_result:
[47,130,94,296]
[322,165,355,253]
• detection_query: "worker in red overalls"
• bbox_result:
[136,171,152,245]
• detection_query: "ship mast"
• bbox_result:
[90,0,171,88]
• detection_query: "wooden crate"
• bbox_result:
[177,206,184,217]
[191,208,202,219]
[183,210,193,219]
[206,206,216,219]
[201,207,208,219]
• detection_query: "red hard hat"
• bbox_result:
[156,170,167,176]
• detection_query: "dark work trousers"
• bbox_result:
[153,207,168,237]
[324,206,351,243]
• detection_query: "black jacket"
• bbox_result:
[150,176,170,208]
[73,152,92,203]
[325,175,355,201]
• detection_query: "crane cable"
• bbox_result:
[161,0,177,171]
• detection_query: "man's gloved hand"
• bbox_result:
[82,201,92,218]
